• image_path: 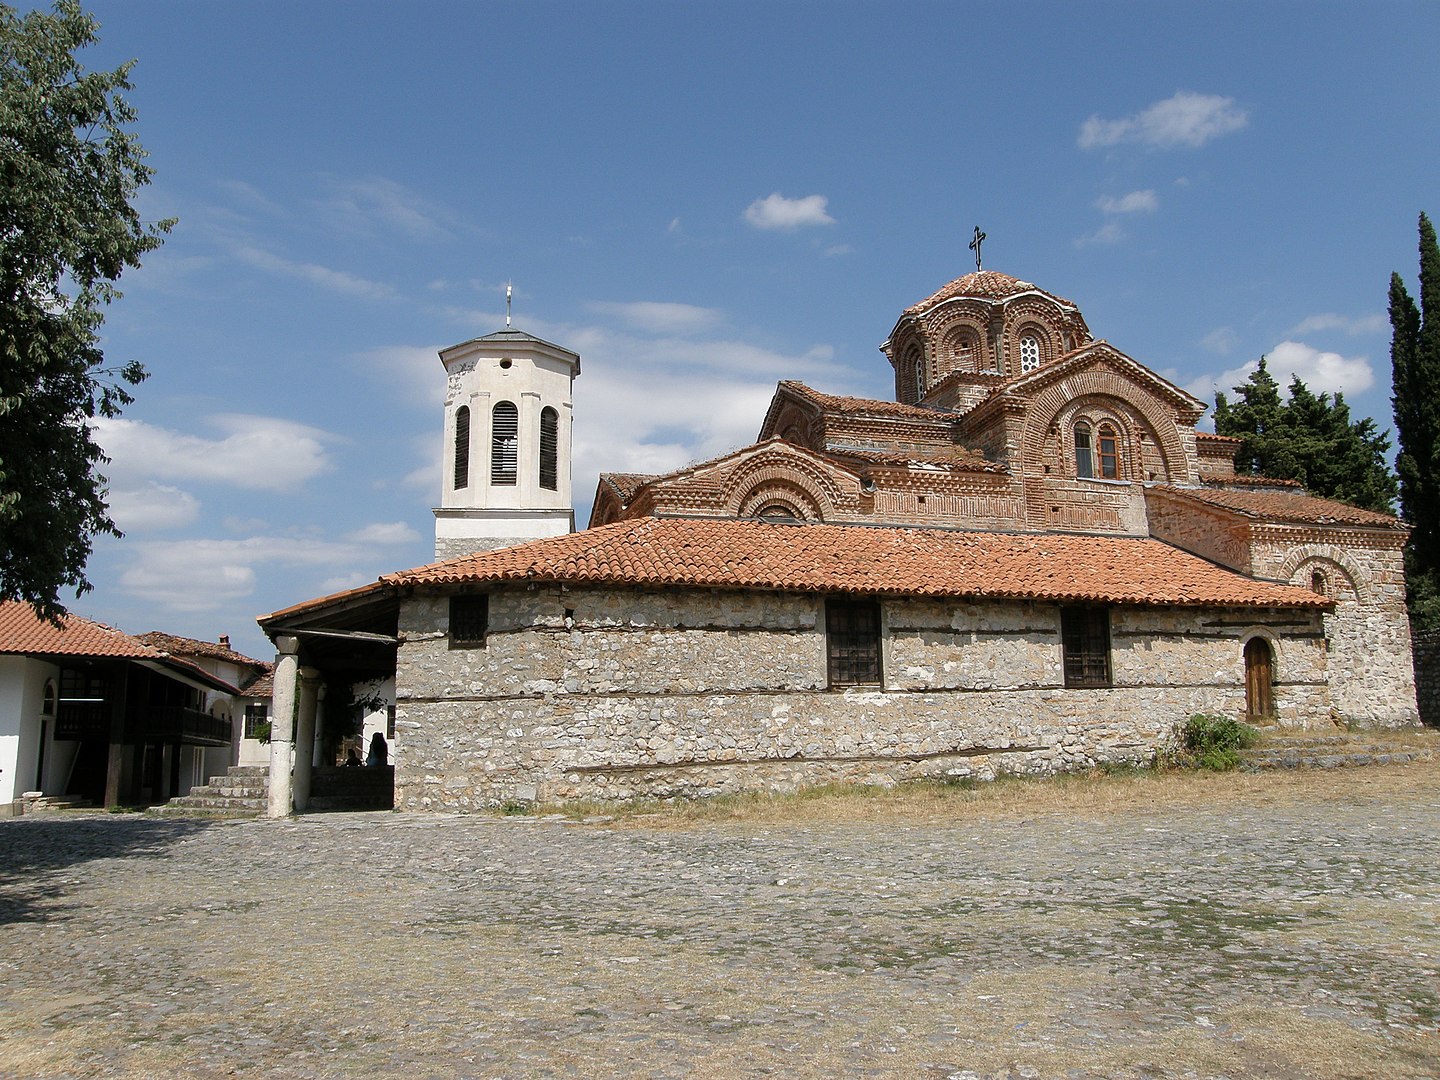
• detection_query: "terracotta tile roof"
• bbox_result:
[1195,432,1244,447]
[778,381,954,422]
[597,472,661,503]
[821,447,1003,473]
[241,671,274,698]
[0,601,160,659]
[1156,485,1405,530]
[135,631,267,669]
[1200,475,1303,490]
[904,270,1080,316]
[377,517,1328,610]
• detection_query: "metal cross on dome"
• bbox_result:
[968,226,986,272]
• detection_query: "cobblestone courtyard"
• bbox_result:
[1,765,1438,1079]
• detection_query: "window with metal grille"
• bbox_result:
[1020,335,1041,372]
[449,594,489,648]
[453,405,470,489]
[491,401,518,485]
[1061,606,1112,688]
[539,406,558,491]
[827,598,882,686]
[243,703,269,739]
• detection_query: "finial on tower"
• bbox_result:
[968,226,986,272]
[505,282,513,327]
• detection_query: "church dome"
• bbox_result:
[903,270,1080,317]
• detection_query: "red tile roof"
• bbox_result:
[1155,486,1405,530]
[904,270,1080,316]
[135,631,267,669]
[597,472,662,503]
[0,601,160,659]
[778,381,954,422]
[821,447,1003,473]
[368,518,1328,610]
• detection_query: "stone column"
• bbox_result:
[292,667,321,812]
[267,636,300,819]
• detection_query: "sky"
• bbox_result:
[32,0,1440,661]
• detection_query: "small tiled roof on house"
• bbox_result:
[241,670,274,699]
[903,270,1081,316]
[1154,485,1406,530]
[135,631,267,669]
[361,517,1329,610]
[0,601,159,658]
[777,381,954,421]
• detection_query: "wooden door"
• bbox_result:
[1244,637,1274,721]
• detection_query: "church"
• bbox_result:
[257,264,1419,814]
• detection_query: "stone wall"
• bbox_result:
[393,585,1329,810]
[1410,628,1440,727]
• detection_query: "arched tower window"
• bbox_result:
[1020,334,1041,373]
[1311,569,1328,595]
[1097,423,1120,479]
[491,401,518,485]
[539,407,559,491]
[1075,423,1094,479]
[453,406,471,490]
[41,680,56,716]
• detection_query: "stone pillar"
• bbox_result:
[292,667,321,812]
[267,636,300,819]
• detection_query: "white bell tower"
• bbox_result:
[432,326,580,559]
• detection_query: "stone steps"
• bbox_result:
[1241,729,1439,771]
[151,764,270,819]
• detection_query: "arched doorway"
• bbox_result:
[1244,638,1275,722]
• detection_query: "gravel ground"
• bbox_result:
[1,764,1438,1080]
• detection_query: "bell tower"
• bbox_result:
[433,327,580,559]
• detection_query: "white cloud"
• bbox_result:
[1079,91,1248,150]
[319,176,457,241]
[105,483,201,532]
[346,521,422,545]
[743,193,836,231]
[230,243,395,301]
[93,414,335,493]
[1287,312,1390,337]
[1075,221,1125,247]
[587,300,725,335]
[1200,327,1239,355]
[359,344,446,409]
[1096,189,1159,215]
[1186,341,1375,403]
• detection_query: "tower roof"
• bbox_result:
[903,270,1080,317]
[439,327,580,367]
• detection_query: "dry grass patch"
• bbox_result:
[540,756,1440,829]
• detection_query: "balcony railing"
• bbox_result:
[53,703,232,747]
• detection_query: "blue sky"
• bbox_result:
[46,0,1440,660]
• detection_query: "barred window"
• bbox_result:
[827,598,882,686]
[450,594,489,648]
[243,703,269,739]
[1062,607,1111,688]
[491,401,518,485]
[539,406,558,491]
[453,406,471,490]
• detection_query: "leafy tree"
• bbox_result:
[0,1,171,618]
[1214,356,1397,514]
[1390,212,1440,628]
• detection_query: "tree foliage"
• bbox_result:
[1213,356,1398,514]
[1390,212,1440,629]
[0,1,171,617]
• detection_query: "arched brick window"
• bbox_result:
[1075,422,1094,479]
[453,406,470,490]
[539,406,558,491]
[1020,334,1041,373]
[491,401,518,485]
[914,355,927,397]
[1311,569,1327,595]
[1097,423,1120,479]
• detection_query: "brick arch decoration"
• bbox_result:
[935,316,989,377]
[738,481,823,521]
[1001,300,1069,373]
[723,451,852,522]
[901,339,927,403]
[1052,396,1149,481]
[766,402,820,450]
[1022,369,1192,484]
[1277,544,1369,602]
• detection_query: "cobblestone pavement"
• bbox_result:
[1,766,1438,1080]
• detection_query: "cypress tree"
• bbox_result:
[1390,212,1440,628]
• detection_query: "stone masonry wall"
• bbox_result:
[1248,530,1418,727]
[1411,628,1440,727]
[393,586,1329,810]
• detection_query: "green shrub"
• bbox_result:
[1180,713,1260,771]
